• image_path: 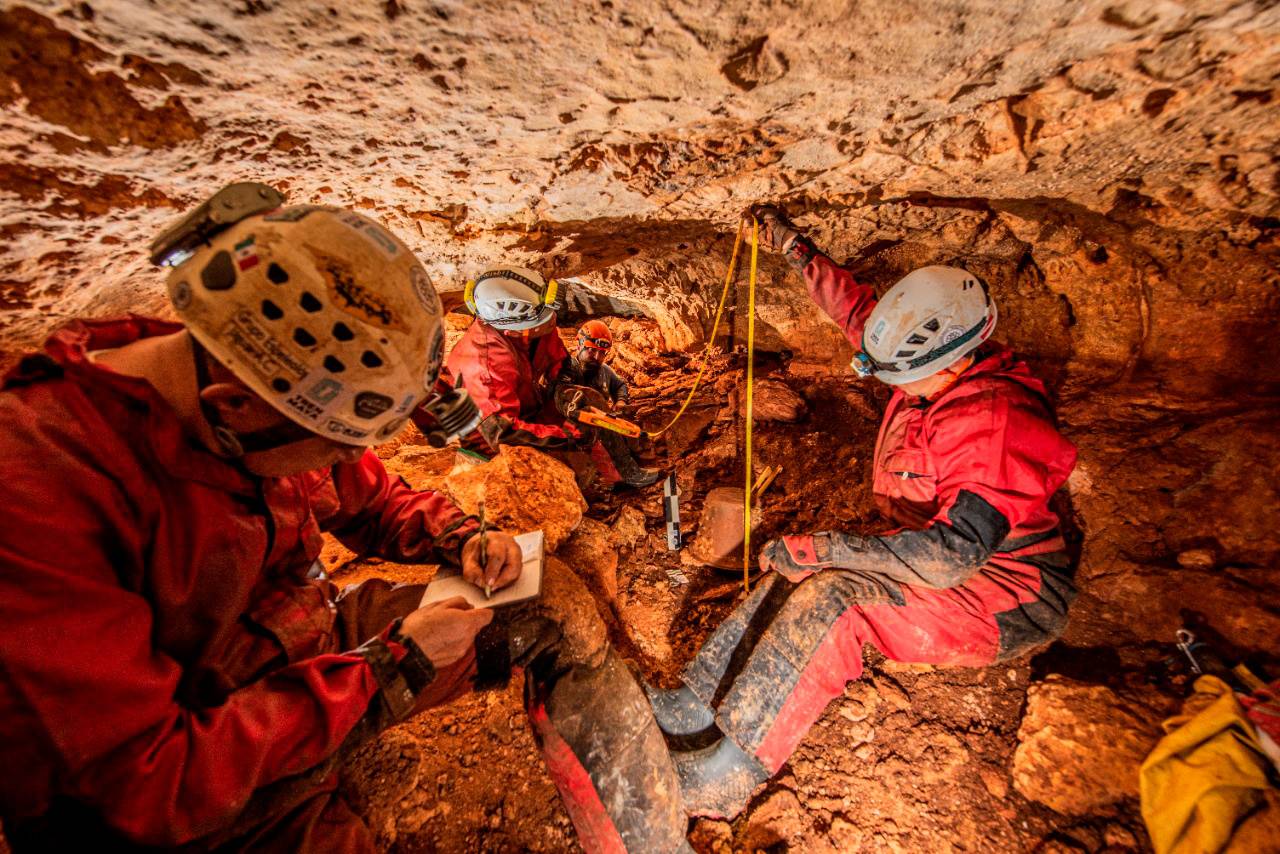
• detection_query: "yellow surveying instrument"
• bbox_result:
[576,406,647,440]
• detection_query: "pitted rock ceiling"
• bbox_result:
[1,0,1278,396]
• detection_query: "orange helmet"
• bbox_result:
[577,320,613,353]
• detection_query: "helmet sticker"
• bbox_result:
[423,327,445,388]
[222,310,309,382]
[171,280,192,311]
[354,391,394,419]
[410,265,442,313]
[869,318,888,346]
[323,418,369,441]
[283,393,325,422]
[233,235,260,272]
[376,416,408,439]
[305,378,343,405]
[394,392,418,415]
[338,211,400,257]
[941,325,965,344]
[319,256,403,330]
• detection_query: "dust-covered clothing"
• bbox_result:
[424,317,578,451]
[681,248,1078,775]
[0,318,686,853]
[0,318,479,849]
[561,357,630,406]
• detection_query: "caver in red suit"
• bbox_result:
[656,220,1078,818]
[0,318,480,850]
[432,315,577,451]
[0,319,687,853]
[420,318,661,488]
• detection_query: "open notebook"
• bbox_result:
[418,529,545,609]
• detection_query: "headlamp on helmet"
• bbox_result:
[149,182,286,268]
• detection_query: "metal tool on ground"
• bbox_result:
[663,473,681,551]
[478,499,490,600]
[577,406,647,439]
[1176,628,1267,693]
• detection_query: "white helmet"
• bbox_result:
[854,266,997,385]
[161,198,446,446]
[464,266,558,331]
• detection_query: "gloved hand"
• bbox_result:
[758,533,833,582]
[746,204,802,253]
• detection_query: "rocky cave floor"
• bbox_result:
[323,318,1280,853]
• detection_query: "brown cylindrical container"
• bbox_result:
[689,486,751,571]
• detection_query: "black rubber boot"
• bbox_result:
[672,735,771,819]
[645,683,715,737]
[599,430,662,488]
[527,647,690,853]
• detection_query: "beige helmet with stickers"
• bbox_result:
[165,206,446,446]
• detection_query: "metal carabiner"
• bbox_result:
[1175,629,1203,674]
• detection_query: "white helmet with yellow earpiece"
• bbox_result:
[464,266,558,331]
[155,185,447,447]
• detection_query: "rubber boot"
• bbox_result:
[671,735,771,820]
[528,649,690,853]
[598,430,662,488]
[645,683,715,737]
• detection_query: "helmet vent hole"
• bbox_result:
[201,251,236,291]
[906,333,929,345]
[332,322,355,341]
[271,378,292,393]
[261,299,284,321]
[293,328,317,348]
[923,318,941,332]
[299,292,322,313]
[896,349,917,358]
[360,350,383,368]
[267,263,289,285]
[323,355,345,373]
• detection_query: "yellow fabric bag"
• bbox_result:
[1140,676,1277,854]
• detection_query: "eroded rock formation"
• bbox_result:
[2,1,1279,852]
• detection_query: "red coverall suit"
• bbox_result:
[680,241,1078,774]
[430,317,576,450]
[0,319,686,853]
[421,319,626,482]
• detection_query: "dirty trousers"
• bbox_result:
[222,563,685,854]
[682,564,1068,773]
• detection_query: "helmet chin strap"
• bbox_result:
[190,337,324,458]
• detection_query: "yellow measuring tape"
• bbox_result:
[742,218,759,594]
[646,219,747,438]
[639,214,760,595]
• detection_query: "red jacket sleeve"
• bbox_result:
[0,479,380,846]
[323,451,479,564]
[799,250,878,349]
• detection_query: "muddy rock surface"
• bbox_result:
[1012,675,1168,816]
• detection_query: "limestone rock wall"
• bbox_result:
[2,1,1276,388]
